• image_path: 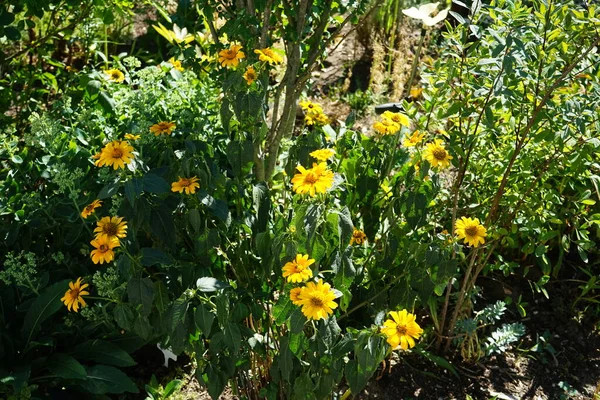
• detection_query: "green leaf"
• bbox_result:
[124,178,143,206]
[113,303,135,331]
[143,173,170,194]
[140,248,172,266]
[187,208,201,233]
[337,207,354,248]
[273,294,295,325]
[127,278,155,316]
[81,365,139,394]
[196,277,230,292]
[154,281,170,314]
[413,347,459,377]
[74,340,136,367]
[133,315,152,340]
[99,91,117,114]
[278,335,293,382]
[289,307,307,334]
[223,323,242,355]
[64,223,83,245]
[150,204,177,249]
[226,140,254,177]
[98,178,121,199]
[197,191,231,226]
[195,304,215,337]
[22,279,70,347]
[47,354,87,380]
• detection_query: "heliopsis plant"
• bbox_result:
[105,69,125,83]
[171,176,200,195]
[124,133,140,141]
[290,287,303,305]
[297,280,338,320]
[90,236,120,264]
[94,140,135,170]
[243,66,257,85]
[309,148,335,162]
[454,217,487,247]
[350,228,367,245]
[422,139,453,169]
[382,111,410,127]
[282,254,315,283]
[81,199,102,218]
[169,57,184,72]
[218,44,245,68]
[373,117,401,135]
[94,216,128,241]
[291,162,335,196]
[150,121,177,136]
[381,310,423,350]
[254,47,283,65]
[60,277,89,312]
[403,130,426,147]
[299,100,324,114]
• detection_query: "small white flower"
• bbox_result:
[402,2,449,26]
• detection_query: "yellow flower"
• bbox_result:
[60,278,89,312]
[124,134,141,141]
[455,217,487,247]
[423,139,453,169]
[382,111,410,127]
[314,112,330,125]
[298,280,338,320]
[380,183,393,199]
[94,216,128,242]
[81,199,102,219]
[403,130,426,147]
[150,121,176,136]
[171,176,200,195]
[290,287,303,305]
[410,87,423,99]
[153,23,194,45]
[169,57,184,72]
[254,48,283,65]
[66,66,78,73]
[381,310,423,350]
[282,254,315,283]
[105,69,125,83]
[350,228,367,245]
[90,236,120,264]
[243,66,257,85]
[373,118,400,135]
[94,140,135,170]
[291,162,335,196]
[309,148,335,162]
[218,44,245,68]
[300,100,323,114]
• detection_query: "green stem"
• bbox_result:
[405,27,427,98]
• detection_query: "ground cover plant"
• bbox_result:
[1,0,599,399]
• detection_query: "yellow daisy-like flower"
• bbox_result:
[350,228,367,245]
[305,114,316,126]
[299,100,323,114]
[94,216,128,241]
[381,309,423,350]
[171,176,200,195]
[243,66,257,85]
[298,280,338,320]
[382,111,410,127]
[309,149,336,162]
[291,162,335,197]
[373,118,401,135]
[410,87,423,99]
[403,130,426,147]
[282,254,315,283]
[423,139,453,169]
[81,199,102,219]
[150,121,177,136]
[218,44,245,68]
[60,277,89,312]
[290,287,303,305]
[90,236,120,264]
[169,57,184,72]
[124,133,141,141]
[94,140,135,170]
[254,48,283,65]
[455,217,487,247]
[381,183,393,199]
[105,69,125,83]
[314,112,330,125]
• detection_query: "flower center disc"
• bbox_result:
[310,297,324,307]
[104,223,118,236]
[112,149,124,159]
[465,226,478,236]
[180,179,191,187]
[304,172,318,184]
[433,148,447,160]
[99,244,109,252]
[396,325,407,335]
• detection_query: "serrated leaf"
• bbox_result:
[47,354,87,380]
[82,365,138,394]
[73,340,136,367]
